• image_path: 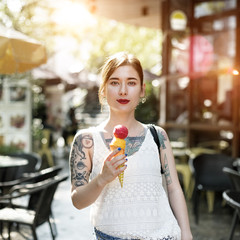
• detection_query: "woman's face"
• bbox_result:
[104,65,145,113]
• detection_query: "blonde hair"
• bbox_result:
[98,52,144,105]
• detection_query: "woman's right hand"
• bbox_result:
[98,148,127,187]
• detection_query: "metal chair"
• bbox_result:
[223,167,240,191]
[192,153,233,224]
[0,174,68,240]
[222,190,240,240]
[222,167,240,239]
[9,152,42,176]
[0,165,63,196]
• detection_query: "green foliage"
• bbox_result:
[135,82,159,124]
[0,144,22,155]
[76,18,161,74]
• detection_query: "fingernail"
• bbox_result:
[125,153,128,156]
[125,158,128,161]
[118,147,121,151]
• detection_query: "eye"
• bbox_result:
[128,81,137,86]
[109,80,119,86]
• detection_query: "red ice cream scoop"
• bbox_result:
[113,125,128,139]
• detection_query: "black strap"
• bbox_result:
[148,124,164,174]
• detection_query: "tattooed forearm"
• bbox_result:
[163,153,172,185]
[70,133,93,187]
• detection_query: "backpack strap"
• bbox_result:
[148,124,164,174]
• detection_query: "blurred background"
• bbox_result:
[1,0,239,160]
[1,0,240,239]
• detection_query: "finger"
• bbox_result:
[116,164,127,175]
[110,153,126,164]
[105,147,122,161]
[112,158,127,169]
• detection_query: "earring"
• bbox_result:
[141,97,146,104]
[102,96,107,104]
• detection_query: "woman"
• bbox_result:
[70,52,192,240]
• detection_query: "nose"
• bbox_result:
[119,82,127,96]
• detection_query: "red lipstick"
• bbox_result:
[117,99,130,104]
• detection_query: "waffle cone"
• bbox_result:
[110,146,125,188]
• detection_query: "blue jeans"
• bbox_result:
[94,228,139,240]
[94,228,175,240]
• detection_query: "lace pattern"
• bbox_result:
[90,127,181,240]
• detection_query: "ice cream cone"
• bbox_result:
[110,146,125,188]
[110,125,128,188]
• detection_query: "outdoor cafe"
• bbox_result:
[1,0,240,239]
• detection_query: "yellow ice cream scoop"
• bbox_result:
[110,137,126,149]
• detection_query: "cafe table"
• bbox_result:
[0,155,28,182]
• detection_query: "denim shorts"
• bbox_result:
[94,228,140,240]
[94,228,176,240]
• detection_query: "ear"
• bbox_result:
[140,83,146,97]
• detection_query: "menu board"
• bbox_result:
[0,77,32,152]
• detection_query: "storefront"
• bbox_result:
[160,0,240,157]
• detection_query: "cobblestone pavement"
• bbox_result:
[1,157,240,240]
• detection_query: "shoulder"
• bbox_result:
[73,127,95,140]
[70,128,95,163]
[148,124,168,138]
[153,125,166,133]
[72,128,94,149]
[151,125,170,149]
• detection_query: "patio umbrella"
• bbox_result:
[0,25,47,74]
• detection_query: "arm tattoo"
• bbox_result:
[164,153,172,185]
[70,134,93,187]
[158,130,167,149]
[157,130,172,185]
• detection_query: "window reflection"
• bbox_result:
[192,74,233,125]
[171,16,236,76]
[167,77,189,123]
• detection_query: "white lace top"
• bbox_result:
[89,126,181,240]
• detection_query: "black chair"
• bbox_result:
[0,174,68,240]
[0,165,64,237]
[222,190,240,240]
[222,167,240,239]
[223,167,240,191]
[8,152,42,178]
[22,165,63,182]
[192,153,234,224]
[0,165,63,196]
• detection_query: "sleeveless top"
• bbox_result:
[89,126,181,240]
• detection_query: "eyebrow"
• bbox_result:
[109,77,138,81]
